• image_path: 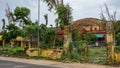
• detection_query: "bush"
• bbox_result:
[70,52,80,60]
[61,40,89,62]
[55,37,64,46]
[115,46,120,52]
[69,42,74,54]
[71,29,81,41]
[61,50,68,60]
[0,46,25,57]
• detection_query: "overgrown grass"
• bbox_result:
[60,45,107,64]
[0,45,27,58]
[0,45,107,64]
[0,45,60,61]
[88,46,107,64]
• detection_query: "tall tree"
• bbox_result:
[42,0,64,46]
[2,24,20,43]
[39,24,56,49]
[14,7,30,28]
[5,4,14,24]
[42,0,66,28]
[21,22,38,47]
[42,0,73,48]
[56,4,72,29]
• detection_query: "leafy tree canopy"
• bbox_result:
[2,24,21,42]
[39,24,56,49]
[14,7,30,20]
[6,24,19,31]
[71,29,81,41]
[56,4,72,29]
[83,32,97,42]
[21,23,38,38]
[14,7,30,27]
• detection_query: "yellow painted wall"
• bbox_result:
[26,48,38,56]
[26,48,62,60]
[114,51,120,63]
[16,36,24,41]
[11,36,30,47]
[40,49,53,58]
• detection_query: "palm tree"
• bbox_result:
[44,14,48,27]
[56,4,72,29]
[42,0,59,11]
[42,0,72,48]
[2,18,5,30]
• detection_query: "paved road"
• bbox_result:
[0,60,61,68]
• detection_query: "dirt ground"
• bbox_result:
[0,57,119,68]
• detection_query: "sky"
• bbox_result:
[0,0,120,30]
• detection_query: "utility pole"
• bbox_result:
[38,0,40,56]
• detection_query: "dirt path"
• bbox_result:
[0,57,119,68]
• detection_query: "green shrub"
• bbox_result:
[115,46,120,52]
[69,42,74,54]
[61,50,68,60]
[0,46,25,57]
[56,37,64,46]
[71,29,81,41]
[70,52,79,59]
[60,40,89,62]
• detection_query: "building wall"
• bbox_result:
[71,18,106,46]
[57,18,106,46]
